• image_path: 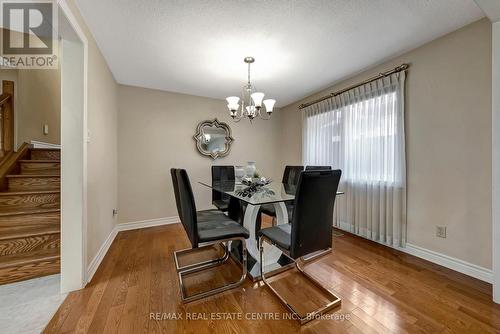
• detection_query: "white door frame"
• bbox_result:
[493,21,500,304]
[475,0,500,304]
[57,0,88,293]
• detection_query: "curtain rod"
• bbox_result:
[298,63,409,110]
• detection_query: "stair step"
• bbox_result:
[6,174,60,191]
[0,248,59,268]
[0,209,60,230]
[0,227,59,256]
[19,160,60,163]
[0,147,62,285]
[0,249,60,285]
[30,149,60,161]
[0,225,60,240]
[19,160,60,175]
[0,191,60,213]
[0,207,60,217]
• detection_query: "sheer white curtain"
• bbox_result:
[302,71,406,247]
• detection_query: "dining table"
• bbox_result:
[199,179,344,281]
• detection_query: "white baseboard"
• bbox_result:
[30,140,61,149]
[86,216,180,283]
[402,243,493,283]
[86,227,117,284]
[335,224,492,283]
[116,216,180,232]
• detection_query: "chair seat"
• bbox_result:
[258,224,291,250]
[213,199,229,211]
[197,210,249,243]
[197,209,226,222]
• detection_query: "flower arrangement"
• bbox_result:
[236,176,273,198]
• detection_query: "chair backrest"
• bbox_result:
[305,165,332,171]
[211,165,235,201]
[175,169,199,247]
[290,170,342,259]
[282,165,304,186]
[170,168,183,223]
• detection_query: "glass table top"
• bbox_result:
[199,180,344,205]
[199,180,296,205]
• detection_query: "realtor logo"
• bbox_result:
[0,0,58,69]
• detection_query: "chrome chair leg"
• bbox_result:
[177,237,247,303]
[259,235,341,325]
[174,242,230,273]
[301,248,332,263]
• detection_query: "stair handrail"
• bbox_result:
[0,142,30,190]
[0,92,14,161]
[0,93,11,106]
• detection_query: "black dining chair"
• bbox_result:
[282,165,304,186]
[172,168,231,237]
[211,165,235,212]
[171,168,231,270]
[258,169,342,324]
[259,165,303,224]
[171,168,249,303]
[305,165,332,171]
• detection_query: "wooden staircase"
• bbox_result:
[0,144,60,285]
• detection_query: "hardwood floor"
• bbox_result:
[44,223,500,333]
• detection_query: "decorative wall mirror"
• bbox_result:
[193,118,234,159]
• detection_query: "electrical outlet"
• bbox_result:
[436,226,447,238]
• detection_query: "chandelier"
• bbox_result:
[226,57,276,122]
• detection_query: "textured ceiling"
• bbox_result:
[75,0,484,106]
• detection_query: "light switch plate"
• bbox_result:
[43,124,49,135]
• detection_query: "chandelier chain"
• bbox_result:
[247,62,251,86]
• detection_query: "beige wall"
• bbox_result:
[0,67,61,147]
[279,18,492,269]
[117,85,282,224]
[66,0,119,265]
[17,68,61,145]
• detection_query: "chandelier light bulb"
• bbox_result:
[246,106,256,118]
[226,96,240,111]
[228,104,239,116]
[251,92,265,108]
[263,99,276,113]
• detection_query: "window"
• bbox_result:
[304,90,403,185]
[302,71,407,247]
